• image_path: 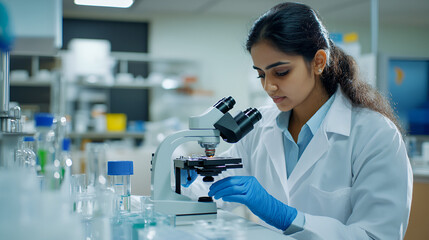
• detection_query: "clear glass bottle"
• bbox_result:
[15,136,37,172]
[34,113,55,174]
[108,161,133,212]
[21,136,37,169]
[34,113,60,190]
[60,138,72,184]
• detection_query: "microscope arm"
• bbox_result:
[151,128,220,201]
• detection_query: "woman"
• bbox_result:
[183,2,412,239]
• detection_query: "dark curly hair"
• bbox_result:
[246,2,402,132]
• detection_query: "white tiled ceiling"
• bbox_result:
[63,0,429,26]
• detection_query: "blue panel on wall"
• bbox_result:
[388,59,429,127]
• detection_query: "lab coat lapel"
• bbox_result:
[262,125,289,200]
[287,87,352,193]
[287,127,329,192]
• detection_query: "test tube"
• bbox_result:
[108,161,133,212]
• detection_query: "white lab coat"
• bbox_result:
[184,87,413,239]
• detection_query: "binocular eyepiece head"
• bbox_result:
[213,97,262,143]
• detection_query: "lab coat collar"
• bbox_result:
[324,85,352,136]
[261,85,351,136]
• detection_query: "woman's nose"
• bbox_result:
[263,78,278,92]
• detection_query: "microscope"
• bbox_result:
[150,96,261,218]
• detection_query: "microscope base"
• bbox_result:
[153,199,217,216]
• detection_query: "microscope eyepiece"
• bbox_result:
[213,96,236,114]
[214,107,262,143]
[233,108,262,139]
[243,108,262,125]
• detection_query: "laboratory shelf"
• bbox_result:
[408,135,429,141]
[68,131,145,140]
[10,79,52,87]
[111,51,196,64]
[77,81,162,89]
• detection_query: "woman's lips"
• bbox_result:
[272,96,286,103]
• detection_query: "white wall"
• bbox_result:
[149,14,257,112]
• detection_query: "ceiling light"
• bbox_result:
[74,0,134,8]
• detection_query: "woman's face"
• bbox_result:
[250,41,318,112]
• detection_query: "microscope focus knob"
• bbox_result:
[203,176,214,182]
[198,196,213,202]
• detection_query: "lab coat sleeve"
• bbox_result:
[289,115,413,240]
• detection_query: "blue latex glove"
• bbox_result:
[208,176,297,230]
[180,168,197,187]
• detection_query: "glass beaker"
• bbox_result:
[85,142,108,189]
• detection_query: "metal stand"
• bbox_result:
[0,49,25,168]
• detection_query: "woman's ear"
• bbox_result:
[313,49,327,75]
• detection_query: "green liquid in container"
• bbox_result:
[37,149,48,174]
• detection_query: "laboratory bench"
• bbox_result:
[128,196,293,239]
[175,210,294,239]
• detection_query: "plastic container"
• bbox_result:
[108,161,133,212]
[35,113,63,190]
[34,113,55,175]
[106,113,127,132]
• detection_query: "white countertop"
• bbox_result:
[176,210,295,240]
[131,196,295,239]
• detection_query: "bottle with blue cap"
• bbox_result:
[108,161,133,212]
[34,113,62,190]
[60,138,72,184]
[34,113,55,175]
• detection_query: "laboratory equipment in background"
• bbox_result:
[15,136,36,169]
[60,138,73,183]
[92,104,107,132]
[85,142,109,189]
[63,38,115,85]
[106,113,127,132]
[2,0,61,55]
[151,96,261,217]
[378,56,429,132]
[34,113,55,174]
[108,161,134,212]
[0,3,26,168]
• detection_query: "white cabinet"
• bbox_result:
[5,0,62,55]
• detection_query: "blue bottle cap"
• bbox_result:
[34,113,54,127]
[62,138,71,151]
[23,136,35,142]
[108,161,133,175]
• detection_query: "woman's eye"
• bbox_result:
[276,70,289,76]
[257,74,265,79]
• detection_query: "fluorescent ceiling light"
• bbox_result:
[74,0,134,8]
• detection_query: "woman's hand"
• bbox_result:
[208,176,298,230]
